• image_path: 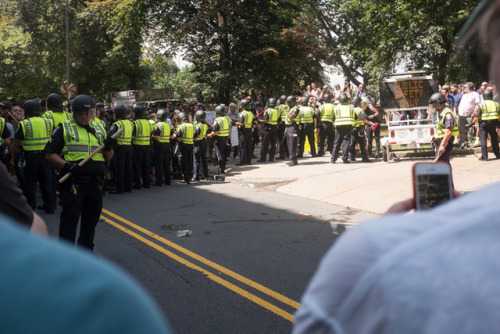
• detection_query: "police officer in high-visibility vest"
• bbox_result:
[285,96,301,166]
[174,112,195,184]
[15,100,56,213]
[258,98,280,162]
[151,109,174,186]
[318,94,335,156]
[193,110,209,180]
[430,92,458,163]
[350,97,375,162]
[45,94,113,250]
[207,105,230,175]
[471,89,500,161]
[108,105,133,193]
[235,99,254,166]
[43,93,72,126]
[132,105,152,189]
[276,95,289,160]
[331,93,356,164]
[297,97,317,158]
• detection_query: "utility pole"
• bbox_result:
[65,0,71,87]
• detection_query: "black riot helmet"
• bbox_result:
[323,94,332,103]
[353,96,362,107]
[195,110,206,121]
[300,97,309,106]
[429,92,447,106]
[178,112,188,122]
[338,93,349,105]
[71,94,95,113]
[157,109,168,121]
[114,105,129,120]
[215,105,225,115]
[279,95,287,104]
[268,98,277,107]
[133,105,147,119]
[46,93,63,112]
[240,99,250,109]
[483,89,494,101]
[22,99,42,117]
[286,95,296,107]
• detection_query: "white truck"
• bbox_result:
[110,88,173,107]
[379,71,439,162]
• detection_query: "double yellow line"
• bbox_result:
[100,209,300,322]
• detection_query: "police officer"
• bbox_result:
[174,112,195,184]
[318,94,335,156]
[471,89,500,161]
[94,102,107,129]
[43,93,71,126]
[297,97,317,158]
[108,105,133,193]
[151,109,174,186]
[15,100,56,213]
[193,110,209,180]
[331,93,356,163]
[132,105,152,189]
[350,97,374,162]
[45,94,113,250]
[430,92,458,163]
[258,98,280,162]
[285,96,301,166]
[235,99,254,166]
[276,95,289,160]
[207,105,230,175]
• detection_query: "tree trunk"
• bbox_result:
[217,0,230,104]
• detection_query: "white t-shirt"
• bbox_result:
[458,92,480,117]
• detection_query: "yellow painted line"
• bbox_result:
[101,208,300,310]
[102,216,295,322]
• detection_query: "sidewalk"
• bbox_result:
[222,151,500,215]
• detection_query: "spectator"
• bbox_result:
[457,82,480,148]
[451,84,463,113]
[309,82,322,98]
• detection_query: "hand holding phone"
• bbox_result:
[413,163,453,210]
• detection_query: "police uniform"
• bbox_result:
[285,105,301,165]
[193,121,209,180]
[298,105,317,158]
[15,114,55,213]
[109,118,134,192]
[364,98,381,157]
[212,115,230,174]
[331,104,356,163]
[45,118,108,250]
[132,118,152,189]
[475,99,500,160]
[318,103,335,156]
[237,109,254,165]
[276,103,289,159]
[176,121,195,183]
[152,120,172,186]
[350,106,370,162]
[434,107,458,163]
[259,107,280,162]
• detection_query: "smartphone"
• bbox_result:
[413,163,453,210]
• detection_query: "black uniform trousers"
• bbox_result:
[318,121,334,156]
[331,126,352,162]
[153,142,171,185]
[23,151,55,212]
[178,143,193,183]
[277,122,288,158]
[59,177,102,250]
[479,121,500,160]
[260,124,278,161]
[132,145,151,188]
[366,123,381,156]
[298,123,317,158]
[215,136,228,174]
[286,126,299,163]
[114,145,133,193]
[238,129,253,165]
[194,139,208,180]
[350,127,369,161]
[434,136,455,163]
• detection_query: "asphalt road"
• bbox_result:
[40,178,376,333]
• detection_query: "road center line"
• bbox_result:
[101,208,300,310]
[101,215,295,322]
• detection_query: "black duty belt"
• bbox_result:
[73,175,103,184]
[24,150,45,154]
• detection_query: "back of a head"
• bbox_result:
[22,100,42,118]
[353,96,362,108]
[300,97,309,106]
[157,109,168,121]
[46,93,63,112]
[215,105,225,115]
[195,110,206,122]
[114,105,129,120]
[286,96,296,107]
[323,94,332,103]
[134,105,146,119]
[268,98,276,108]
[429,92,447,106]
[483,89,494,100]
[338,93,349,105]
[240,99,250,109]
[178,112,188,122]
[279,95,287,105]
